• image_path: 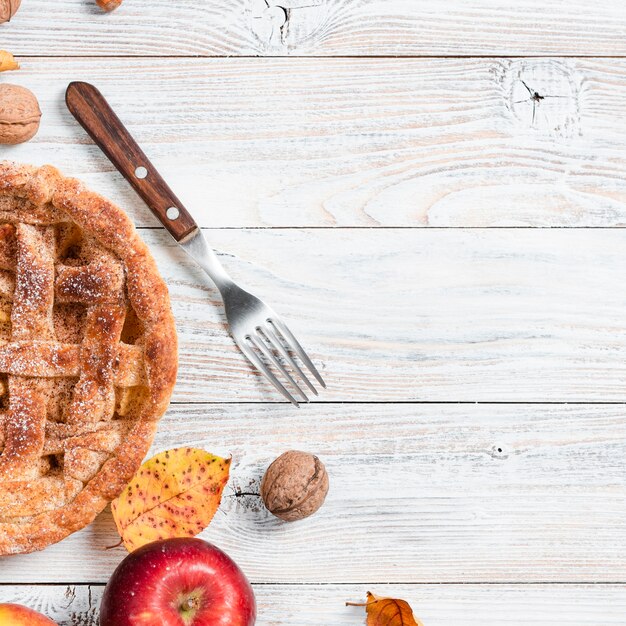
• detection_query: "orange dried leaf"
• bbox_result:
[347,592,424,626]
[111,447,231,552]
[0,51,19,72]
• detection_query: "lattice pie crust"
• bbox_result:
[0,162,177,555]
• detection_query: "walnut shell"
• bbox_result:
[0,84,41,145]
[0,0,21,23]
[260,450,329,522]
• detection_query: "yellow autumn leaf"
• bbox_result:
[111,447,231,552]
[0,51,19,72]
[347,592,425,626]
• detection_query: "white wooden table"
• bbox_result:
[2,1,626,623]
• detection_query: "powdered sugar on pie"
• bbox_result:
[0,162,177,555]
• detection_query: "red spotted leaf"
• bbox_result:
[347,592,424,626]
[111,447,231,552]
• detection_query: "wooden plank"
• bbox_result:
[142,227,626,403]
[4,1,626,57]
[0,403,624,583]
[2,583,626,626]
[5,57,626,228]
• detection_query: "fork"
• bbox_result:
[65,81,325,406]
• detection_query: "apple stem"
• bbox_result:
[181,596,200,612]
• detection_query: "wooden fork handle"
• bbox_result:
[65,81,198,242]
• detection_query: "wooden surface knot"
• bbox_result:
[247,0,330,52]
[490,445,509,460]
[501,60,580,136]
[63,585,98,626]
[227,476,265,514]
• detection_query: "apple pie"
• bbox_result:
[0,162,177,555]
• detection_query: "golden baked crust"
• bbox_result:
[0,162,177,555]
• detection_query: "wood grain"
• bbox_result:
[4,2,626,619]
[140,227,626,402]
[5,57,626,227]
[2,583,626,626]
[4,0,626,57]
[1,403,624,584]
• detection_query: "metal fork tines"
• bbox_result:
[182,229,326,406]
[235,317,325,406]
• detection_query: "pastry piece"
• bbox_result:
[0,162,177,555]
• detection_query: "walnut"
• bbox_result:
[0,0,21,23]
[0,84,41,144]
[260,450,329,522]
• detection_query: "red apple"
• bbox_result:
[100,538,256,626]
[0,604,57,625]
